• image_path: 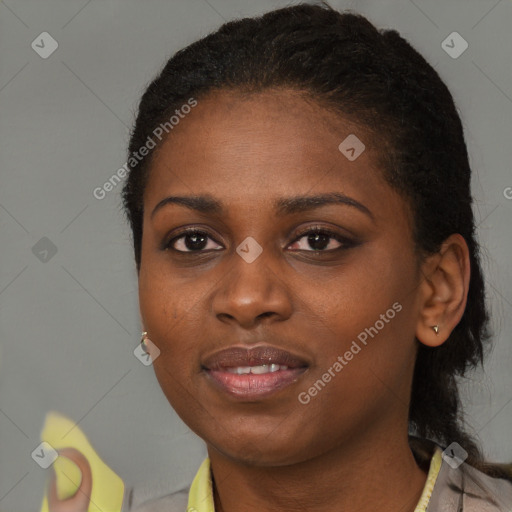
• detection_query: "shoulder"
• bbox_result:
[123,486,190,512]
[409,436,512,511]
[427,453,512,511]
[124,457,212,512]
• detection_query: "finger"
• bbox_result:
[47,448,92,512]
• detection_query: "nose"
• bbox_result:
[211,247,293,329]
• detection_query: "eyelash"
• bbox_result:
[162,225,357,254]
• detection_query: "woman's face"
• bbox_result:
[139,89,425,466]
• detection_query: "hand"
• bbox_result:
[47,448,92,512]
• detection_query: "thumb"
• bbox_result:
[47,448,92,512]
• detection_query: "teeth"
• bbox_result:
[225,364,289,374]
[250,364,270,374]
[234,366,251,375]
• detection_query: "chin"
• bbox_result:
[205,430,312,467]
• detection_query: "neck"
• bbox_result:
[208,428,428,512]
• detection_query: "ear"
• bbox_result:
[415,233,470,347]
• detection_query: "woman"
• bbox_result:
[47,2,512,511]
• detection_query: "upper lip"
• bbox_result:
[202,345,309,370]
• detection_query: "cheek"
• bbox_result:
[138,262,204,370]
[311,260,403,338]
[138,258,191,338]
[144,299,203,421]
[311,251,418,386]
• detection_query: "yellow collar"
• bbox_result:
[414,446,443,511]
[188,457,215,511]
[188,447,443,512]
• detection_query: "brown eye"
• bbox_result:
[288,227,356,252]
[165,229,223,252]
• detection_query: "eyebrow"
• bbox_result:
[150,192,374,222]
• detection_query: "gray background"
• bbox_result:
[0,0,511,510]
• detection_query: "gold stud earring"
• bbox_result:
[431,325,439,335]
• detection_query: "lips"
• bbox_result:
[202,345,309,400]
[202,345,309,371]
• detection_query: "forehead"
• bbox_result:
[153,88,373,160]
[143,88,410,229]
[147,90,378,182]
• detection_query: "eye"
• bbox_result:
[163,225,357,254]
[164,228,223,253]
[288,226,355,252]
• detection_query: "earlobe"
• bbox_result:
[416,316,446,348]
[415,233,470,348]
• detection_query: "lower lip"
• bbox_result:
[205,367,307,399]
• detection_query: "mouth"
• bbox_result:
[201,345,309,400]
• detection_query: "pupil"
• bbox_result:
[185,233,207,250]
[308,232,329,250]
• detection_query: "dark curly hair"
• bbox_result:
[121,1,510,479]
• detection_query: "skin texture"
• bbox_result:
[137,89,470,512]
